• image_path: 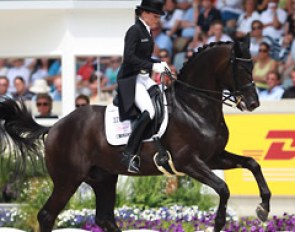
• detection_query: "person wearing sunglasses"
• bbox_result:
[253,42,278,92]
[235,0,260,39]
[259,0,287,40]
[249,20,270,60]
[35,93,58,119]
[75,94,90,108]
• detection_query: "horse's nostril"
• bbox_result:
[249,101,259,110]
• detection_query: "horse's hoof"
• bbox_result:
[256,204,269,222]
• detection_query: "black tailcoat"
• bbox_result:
[117,18,158,120]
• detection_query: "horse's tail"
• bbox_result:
[0,97,50,157]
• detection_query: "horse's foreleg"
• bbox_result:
[37,181,81,232]
[183,159,230,232]
[88,174,121,232]
[208,150,271,222]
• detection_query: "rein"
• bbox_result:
[161,45,254,108]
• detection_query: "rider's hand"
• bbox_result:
[152,62,171,73]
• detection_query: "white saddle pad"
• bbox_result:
[105,94,168,146]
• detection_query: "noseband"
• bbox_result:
[163,44,254,108]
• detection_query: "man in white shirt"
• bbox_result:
[259,71,284,100]
[6,58,30,94]
[206,20,233,44]
[260,0,287,40]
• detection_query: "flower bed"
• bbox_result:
[1,205,295,231]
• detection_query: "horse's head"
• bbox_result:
[227,35,259,111]
[175,37,259,111]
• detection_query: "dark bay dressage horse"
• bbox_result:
[0,37,271,232]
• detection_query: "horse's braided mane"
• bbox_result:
[178,41,233,80]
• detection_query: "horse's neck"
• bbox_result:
[166,84,224,124]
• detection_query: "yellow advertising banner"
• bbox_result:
[224,114,295,196]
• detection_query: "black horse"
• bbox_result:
[0,37,271,232]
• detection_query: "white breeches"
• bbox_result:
[134,73,156,120]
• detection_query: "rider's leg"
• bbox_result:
[122,74,156,173]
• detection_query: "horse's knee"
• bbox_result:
[246,157,261,172]
[217,182,230,201]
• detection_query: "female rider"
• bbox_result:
[117,0,170,173]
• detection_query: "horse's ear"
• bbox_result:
[243,33,251,49]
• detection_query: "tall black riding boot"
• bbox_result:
[122,111,151,173]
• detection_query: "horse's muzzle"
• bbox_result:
[245,99,260,112]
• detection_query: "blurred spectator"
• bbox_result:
[249,20,266,59]
[35,93,58,118]
[197,0,221,35]
[6,58,30,94]
[101,57,119,94]
[0,76,12,98]
[31,58,50,83]
[260,0,287,40]
[89,76,99,104]
[216,0,243,30]
[77,57,95,81]
[259,71,284,100]
[153,49,177,86]
[176,0,194,11]
[266,33,293,62]
[152,22,174,56]
[0,59,8,76]
[269,33,293,85]
[286,2,295,37]
[235,0,260,39]
[173,32,207,71]
[189,31,207,51]
[51,75,62,101]
[75,94,90,108]
[29,79,51,95]
[161,0,184,33]
[167,1,196,39]
[286,0,294,14]
[257,0,268,12]
[24,58,37,75]
[206,20,233,43]
[48,59,61,77]
[12,76,34,101]
[253,42,278,91]
[282,67,295,98]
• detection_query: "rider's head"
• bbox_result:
[136,0,165,16]
[136,0,164,28]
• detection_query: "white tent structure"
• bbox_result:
[0,0,136,115]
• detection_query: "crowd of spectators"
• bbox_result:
[1,0,295,115]
[154,0,295,100]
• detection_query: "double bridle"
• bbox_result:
[162,45,254,108]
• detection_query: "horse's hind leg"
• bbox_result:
[88,173,121,232]
[208,150,271,222]
[183,158,230,232]
[37,180,81,232]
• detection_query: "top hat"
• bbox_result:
[137,0,165,16]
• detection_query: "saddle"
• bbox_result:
[107,85,184,176]
[112,85,165,140]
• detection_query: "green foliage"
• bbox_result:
[17,177,53,231]
[167,176,215,210]
[119,175,215,210]
[0,149,47,202]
